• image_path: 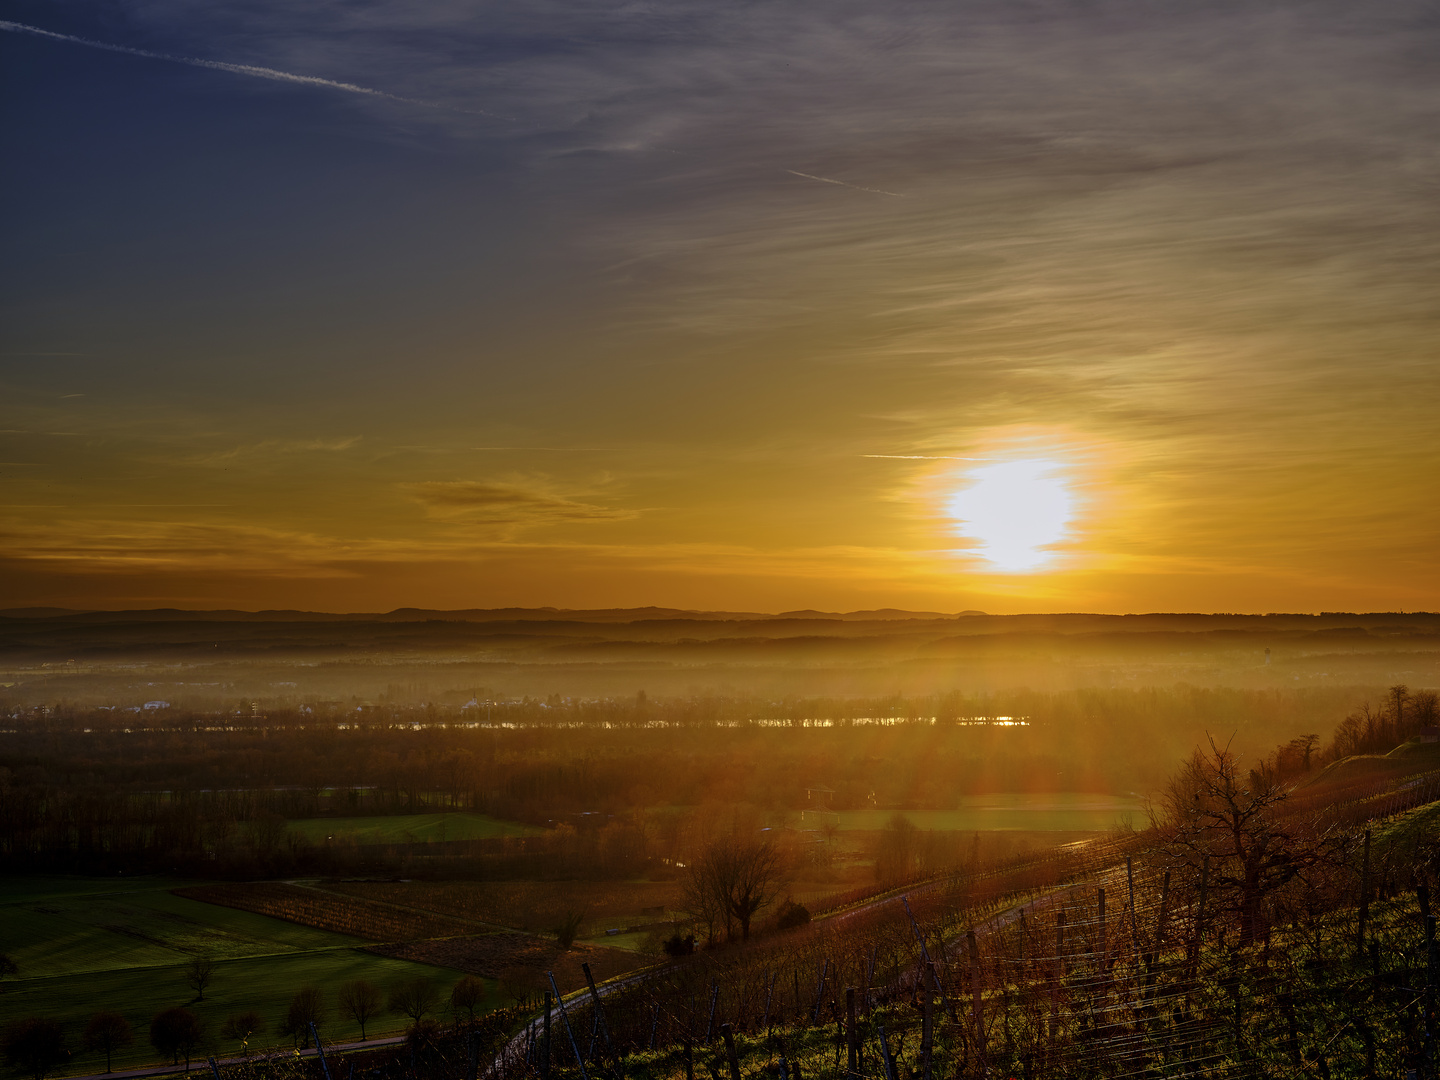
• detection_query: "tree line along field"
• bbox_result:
[0,877,487,1077]
[283,813,544,846]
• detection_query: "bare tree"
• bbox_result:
[184,956,214,1001]
[281,987,325,1046]
[150,1008,202,1069]
[1159,735,1327,945]
[219,1012,264,1053]
[449,976,485,1024]
[684,831,788,942]
[82,1014,132,1074]
[388,977,439,1029]
[338,980,382,1040]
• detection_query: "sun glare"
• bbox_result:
[947,458,1075,573]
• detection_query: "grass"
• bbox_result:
[0,876,496,1077]
[822,793,1145,833]
[285,812,543,844]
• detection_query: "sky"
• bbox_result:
[2,0,1438,614]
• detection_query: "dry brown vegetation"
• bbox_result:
[174,883,483,941]
[322,880,683,936]
[368,935,646,995]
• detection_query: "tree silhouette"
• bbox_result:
[219,1012,264,1053]
[149,1008,202,1069]
[1159,735,1328,945]
[281,987,325,1047]
[82,1013,132,1073]
[2,1018,69,1080]
[388,978,439,1029]
[184,956,214,1001]
[338,980,382,1040]
[449,976,485,1024]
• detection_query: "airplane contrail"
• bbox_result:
[0,19,508,119]
[784,169,905,198]
[864,454,985,460]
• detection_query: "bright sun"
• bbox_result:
[947,458,1075,573]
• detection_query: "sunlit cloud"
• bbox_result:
[402,481,634,525]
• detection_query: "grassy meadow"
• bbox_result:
[0,877,491,1077]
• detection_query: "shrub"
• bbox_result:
[776,901,811,930]
[2,1018,69,1080]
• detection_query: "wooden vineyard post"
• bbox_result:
[866,947,877,1017]
[581,963,614,1058]
[308,1024,333,1080]
[902,895,953,1018]
[812,962,828,1024]
[1049,911,1063,1042]
[543,991,552,1079]
[207,1057,222,1080]
[546,972,590,1080]
[1096,887,1108,979]
[794,969,801,1025]
[683,1038,694,1080]
[1155,870,1171,950]
[967,928,985,1069]
[1126,858,1141,961]
[649,1003,660,1051]
[845,987,859,1080]
[470,1031,480,1080]
[1356,829,1372,959]
[920,977,934,1080]
[763,970,775,1032]
[877,1026,898,1080]
[1188,858,1209,974]
[707,981,720,1042]
[720,1024,741,1080]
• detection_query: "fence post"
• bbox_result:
[546,971,590,1080]
[1097,887,1108,977]
[920,980,934,1080]
[1189,857,1210,973]
[720,1023,741,1080]
[967,928,984,1068]
[1155,870,1171,947]
[1356,828,1372,958]
[877,1026,898,1080]
[581,963,614,1057]
[542,991,552,1079]
[207,1057,223,1080]
[845,987,858,1080]
[308,1024,332,1080]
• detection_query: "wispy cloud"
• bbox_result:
[0,19,507,119]
[188,437,362,466]
[402,481,634,525]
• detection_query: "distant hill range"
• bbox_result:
[1,606,1435,629]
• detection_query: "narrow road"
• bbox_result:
[62,1034,408,1080]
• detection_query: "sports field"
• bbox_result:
[0,877,490,1077]
[285,812,543,844]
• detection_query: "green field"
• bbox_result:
[0,877,494,1077]
[817,793,1146,833]
[286,812,543,844]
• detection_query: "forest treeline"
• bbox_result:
[0,684,1421,878]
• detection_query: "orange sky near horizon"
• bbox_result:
[3,3,1438,614]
